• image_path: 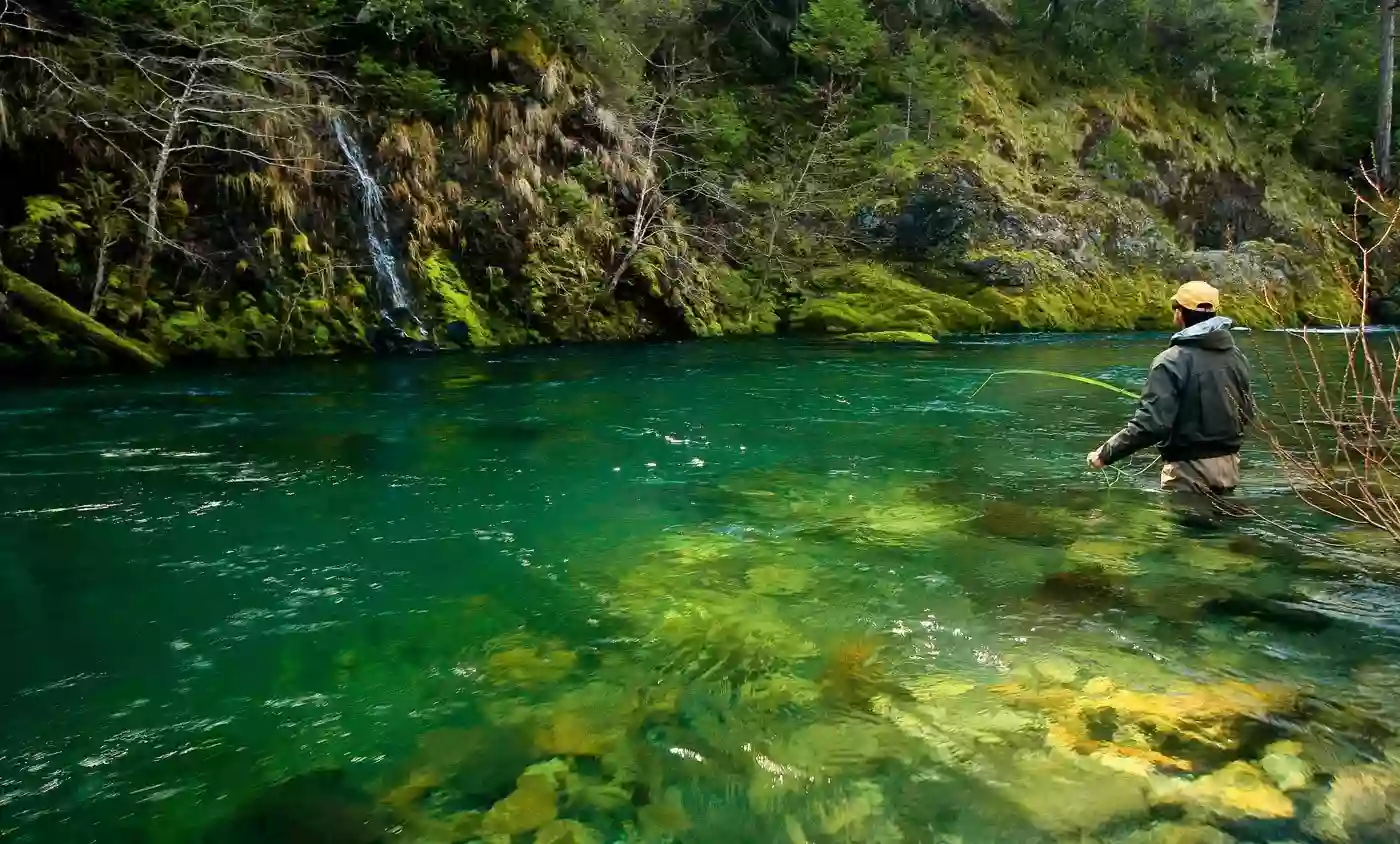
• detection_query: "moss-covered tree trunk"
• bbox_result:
[0,267,164,369]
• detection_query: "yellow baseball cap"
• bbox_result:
[1172,281,1220,312]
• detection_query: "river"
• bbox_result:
[2,334,1398,843]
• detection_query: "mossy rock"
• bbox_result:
[712,267,781,335]
[839,331,938,344]
[419,250,497,347]
[963,248,1078,287]
[792,262,991,337]
[1173,240,1359,327]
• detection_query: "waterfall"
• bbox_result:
[331,116,414,317]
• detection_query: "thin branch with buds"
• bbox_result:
[1258,166,1400,542]
[597,44,735,293]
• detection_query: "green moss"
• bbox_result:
[419,250,496,347]
[0,308,81,367]
[793,262,991,336]
[947,51,1350,326]
[959,249,1170,331]
[1084,126,1152,187]
[158,306,258,358]
[0,266,163,368]
[839,331,938,343]
[1172,240,1359,328]
[965,248,1077,286]
[712,268,780,335]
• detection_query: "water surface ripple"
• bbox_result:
[2,336,1398,843]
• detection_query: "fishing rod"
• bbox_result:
[970,369,1140,400]
[970,368,1151,489]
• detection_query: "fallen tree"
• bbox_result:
[0,266,164,368]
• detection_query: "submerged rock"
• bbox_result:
[746,564,812,596]
[202,769,387,844]
[1119,821,1236,844]
[406,725,537,804]
[638,786,691,836]
[534,818,603,844]
[999,751,1151,833]
[740,674,822,711]
[1158,760,1295,822]
[379,767,442,816]
[1305,765,1400,843]
[1030,568,1138,612]
[814,780,897,839]
[837,330,938,344]
[480,759,569,836]
[973,500,1072,546]
[992,668,1297,781]
[1065,538,1147,576]
[484,633,579,687]
[1197,593,1334,634]
[1032,656,1080,686]
[1259,742,1313,792]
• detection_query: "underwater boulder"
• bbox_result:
[480,759,570,836]
[999,751,1152,833]
[1118,821,1236,844]
[1258,741,1313,792]
[1304,765,1400,843]
[974,501,1072,546]
[406,725,538,804]
[994,670,1296,776]
[201,769,387,844]
[1030,567,1139,613]
[1156,760,1295,823]
[1197,592,1334,634]
[484,633,579,688]
[534,818,603,844]
[637,786,691,837]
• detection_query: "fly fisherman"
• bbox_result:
[1086,281,1256,496]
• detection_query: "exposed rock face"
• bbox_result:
[828,62,1355,340]
[955,0,1016,29]
[1173,240,1321,293]
[1158,168,1276,249]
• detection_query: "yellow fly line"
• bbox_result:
[970,369,1139,400]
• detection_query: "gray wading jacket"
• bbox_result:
[1098,316,1255,466]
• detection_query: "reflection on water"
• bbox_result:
[2,337,1400,843]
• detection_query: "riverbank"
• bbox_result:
[0,1,1374,372]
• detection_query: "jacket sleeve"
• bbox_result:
[1097,354,1181,466]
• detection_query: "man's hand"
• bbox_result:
[1086,449,1106,470]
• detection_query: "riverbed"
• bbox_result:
[2,335,1398,843]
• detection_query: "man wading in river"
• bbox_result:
[1086,281,1255,497]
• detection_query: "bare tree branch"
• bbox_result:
[1,0,349,300]
[596,43,734,294]
[1259,172,1400,543]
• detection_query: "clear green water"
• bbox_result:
[3,335,1400,844]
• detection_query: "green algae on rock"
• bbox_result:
[837,330,938,344]
[480,760,570,836]
[790,262,992,338]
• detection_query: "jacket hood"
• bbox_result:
[1172,316,1235,350]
